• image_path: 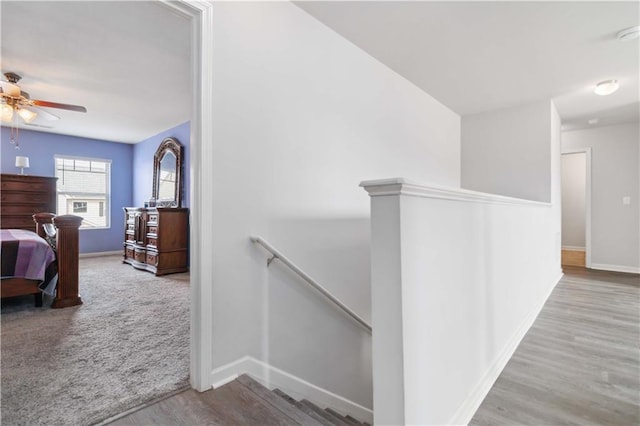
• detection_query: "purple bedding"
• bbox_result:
[1,230,57,292]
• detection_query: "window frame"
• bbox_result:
[54,155,112,230]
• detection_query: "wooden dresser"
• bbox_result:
[123,207,188,276]
[1,174,57,231]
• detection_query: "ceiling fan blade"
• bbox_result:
[30,106,60,121]
[32,100,87,113]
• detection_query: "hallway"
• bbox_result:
[471,267,639,425]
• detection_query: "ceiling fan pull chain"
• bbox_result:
[10,125,20,149]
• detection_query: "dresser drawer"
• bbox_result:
[146,251,158,266]
[146,237,158,247]
[134,247,146,263]
[125,245,135,260]
[1,191,52,204]
[1,180,54,193]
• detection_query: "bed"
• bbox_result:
[1,213,83,308]
[1,229,57,307]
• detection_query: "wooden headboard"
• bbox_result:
[1,174,57,231]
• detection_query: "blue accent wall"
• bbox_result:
[133,121,190,207]
[1,122,189,253]
[1,127,133,253]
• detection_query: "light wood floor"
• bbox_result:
[471,266,640,425]
[106,267,639,425]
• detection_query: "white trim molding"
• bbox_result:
[590,264,640,274]
[449,271,563,425]
[160,0,215,393]
[561,246,585,252]
[360,177,551,207]
[210,356,374,424]
[561,148,592,268]
[79,250,121,258]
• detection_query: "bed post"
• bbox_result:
[33,212,56,238]
[51,215,83,309]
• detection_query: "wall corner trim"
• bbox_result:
[448,271,563,425]
[210,356,373,424]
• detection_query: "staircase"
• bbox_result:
[229,374,371,425]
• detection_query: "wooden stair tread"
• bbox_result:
[300,399,352,426]
[345,415,365,425]
[110,377,370,426]
[273,389,336,426]
[197,380,297,425]
[236,375,324,426]
[326,408,361,425]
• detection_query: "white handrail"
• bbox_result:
[250,235,372,334]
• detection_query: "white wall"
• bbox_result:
[364,179,562,425]
[209,1,461,410]
[563,123,640,272]
[561,152,586,249]
[461,100,553,202]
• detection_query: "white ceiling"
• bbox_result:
[296,1,639,131]
[1,1,191,143]
[1,1,638,143]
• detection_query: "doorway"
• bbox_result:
[561,148,591,268]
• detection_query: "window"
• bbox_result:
[73,202,87,213]
[55,156,111,229]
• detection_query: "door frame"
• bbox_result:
[561,148,592,268]
[159,0,214,392]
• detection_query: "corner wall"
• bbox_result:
[562,123,640,272]
[209,1,461,409]
[132,121,190,207]
[461,100,553,202]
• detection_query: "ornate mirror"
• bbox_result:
[152,137,183,207]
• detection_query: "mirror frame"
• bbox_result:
[152,137,183,207]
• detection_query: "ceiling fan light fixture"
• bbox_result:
[0,81,20,97]
[1,104,14,122]
[17,107,37,123]
[594,79,619,96]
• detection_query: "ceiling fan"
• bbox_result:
[0,72,87,125]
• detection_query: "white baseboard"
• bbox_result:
[449,270,564,425]
[590,263,640,274]
[210,356,373,424]
[79,250,122,258]
[561,245,585,251]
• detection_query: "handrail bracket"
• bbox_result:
[267,255,277,267]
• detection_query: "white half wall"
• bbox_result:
[562,123,640,271]
[362,178,563,425]
[461,100,553,203]
[561,152,586,249]
[209,1,461,409]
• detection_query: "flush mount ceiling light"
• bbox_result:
[588,118,599,125]
[617,25,640,42]
[594,79,619,96]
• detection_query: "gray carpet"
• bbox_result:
[1,255,190,426]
